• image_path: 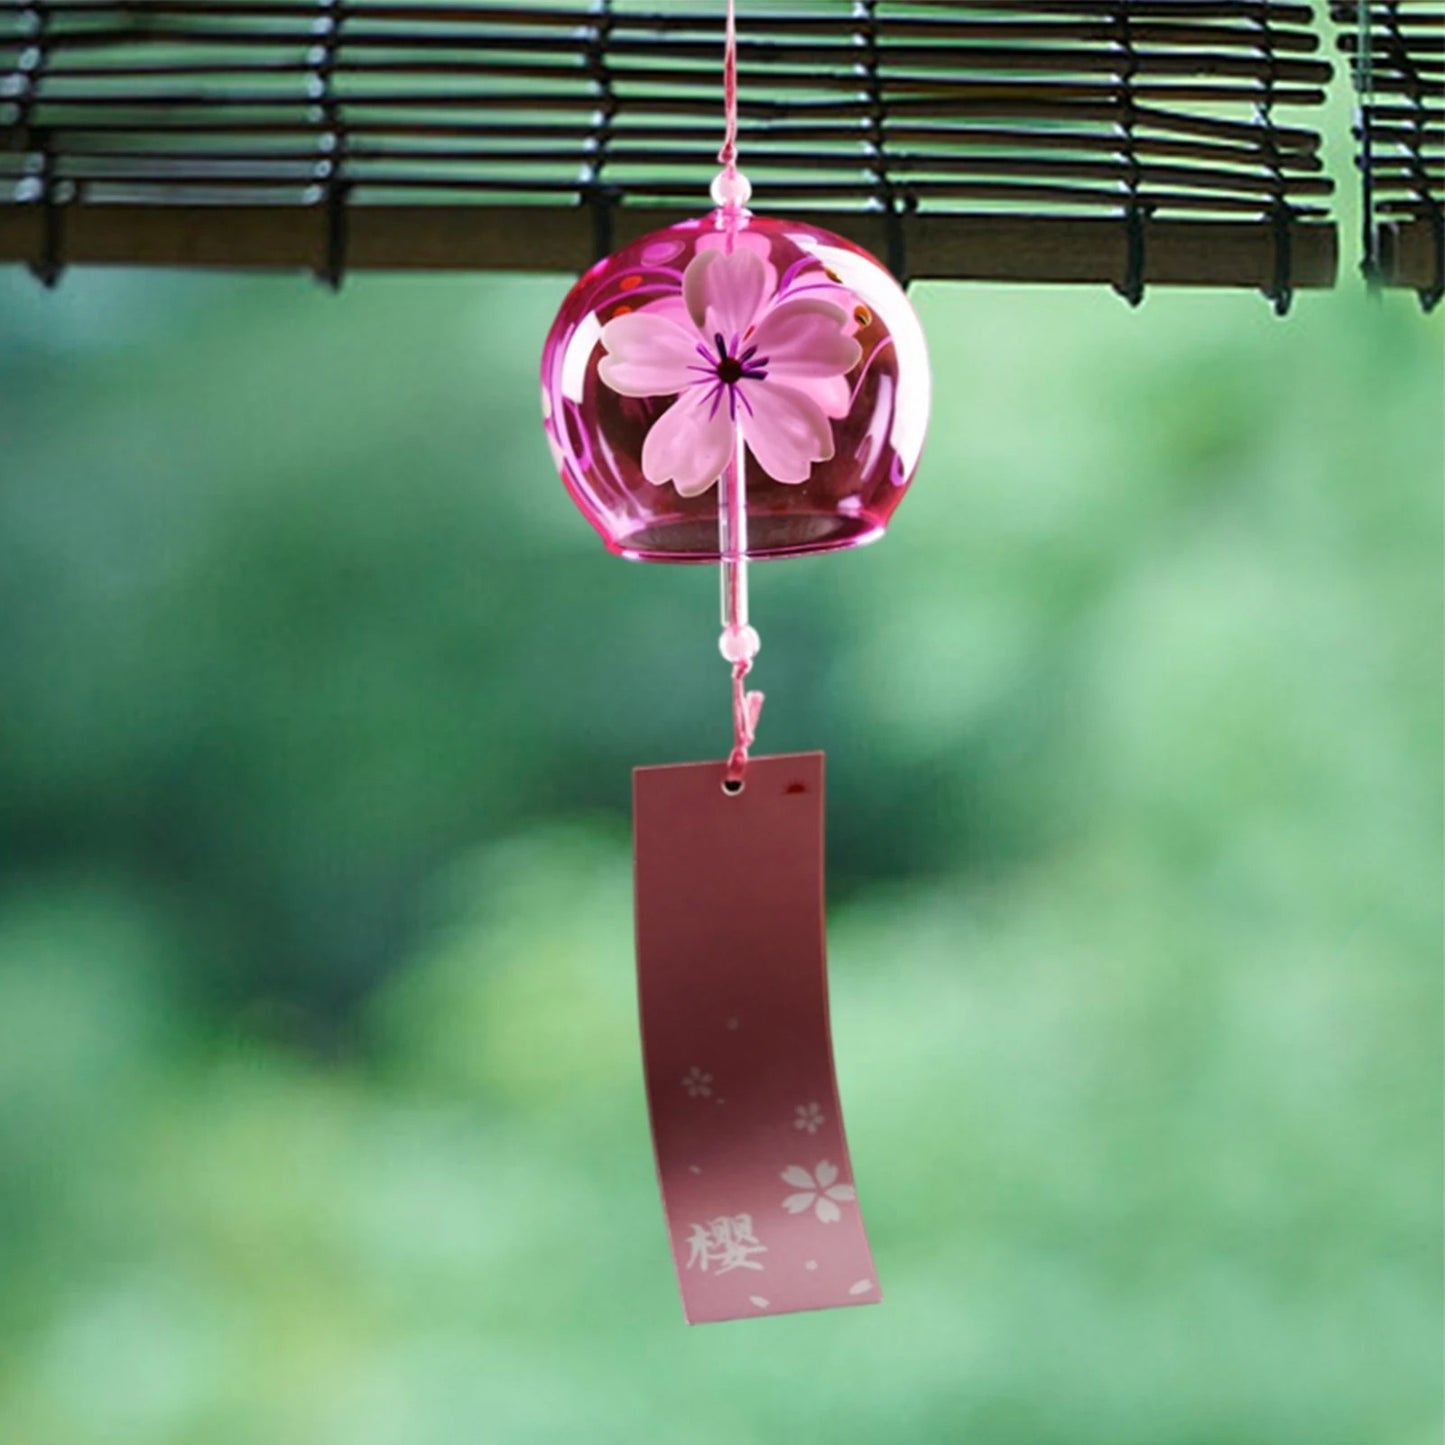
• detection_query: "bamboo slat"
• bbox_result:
[0,0,1339,297]
[1332,0,1442,304]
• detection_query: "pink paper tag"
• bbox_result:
[634,752,879,1324]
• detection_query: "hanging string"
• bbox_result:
[1356,0,1380,285]
[719,0,738,176]
[725,653,764,788]
[710,0,752,226]
[721,431,762,790]
[714,0,761,790]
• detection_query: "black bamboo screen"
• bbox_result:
[1334,0,1443,305]
[1,0,1336,298]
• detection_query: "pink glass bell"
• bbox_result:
[541,211,930,562]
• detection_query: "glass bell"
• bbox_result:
[541,211,931,562]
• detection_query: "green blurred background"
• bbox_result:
[0,207,1441,1441]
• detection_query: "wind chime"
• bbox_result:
[540,2,931,1323]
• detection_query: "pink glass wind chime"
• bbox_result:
[540,2,930,1324]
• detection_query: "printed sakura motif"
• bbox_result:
[597,246,862,496]
[685,1215,768,1275]
[781,1160,857,1224]
[681,1066,713,1099]
[793,1102,825,1134]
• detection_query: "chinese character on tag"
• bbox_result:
[684,1215,767,1275]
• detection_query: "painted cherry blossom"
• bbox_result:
[781,1160,857,1223]
[681,1065,713,1099]
[597,245,863,497]
[793,1102,825,1134]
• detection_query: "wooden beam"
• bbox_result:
[1379,217,1444,295]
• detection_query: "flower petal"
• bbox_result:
[695,228,776,266]
[738,381,835,484]
[792,372,852,420]
[641,387,734,496]
[815,1196,842,1224]
[824,1184,856,1203]
[814,1160,838,1189]
[683,249,719,330]
[750,298,862,380]
[780,1164,815,1189]
[782,1192,817,1214]
[598,312,701,398]
[685,245,771,341]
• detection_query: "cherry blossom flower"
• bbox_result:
[597,245,862,497]
[681,1066,713,1099]
[793,1102,825,1134]
[781,1160,856,1223]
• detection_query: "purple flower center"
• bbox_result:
[687,331,770,420]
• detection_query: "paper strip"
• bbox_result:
[633,752,879,1323]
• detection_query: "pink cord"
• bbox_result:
[720,441,763,788]
[711,0,750,234]
[716,0,762,791]
[718,0,738,175]
[725,659,764,787]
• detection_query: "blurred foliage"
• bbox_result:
[0,241,1440,1444]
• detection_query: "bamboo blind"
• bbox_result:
[1334,0,1443,306]
[1,0,1337,299]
